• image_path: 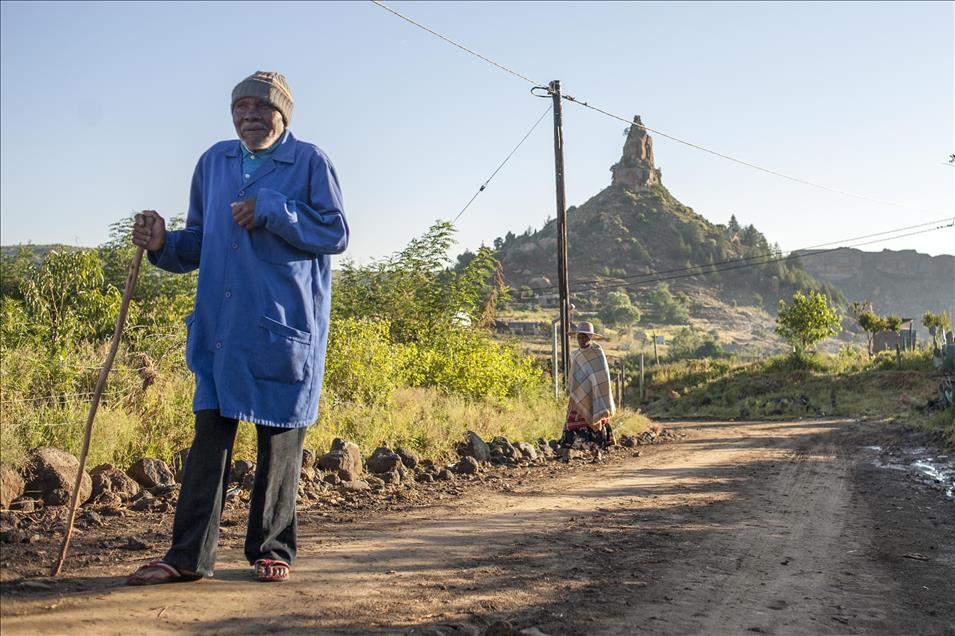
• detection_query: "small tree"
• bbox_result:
[923,310,953,351]
[775,290,842,358]
[598,290,641,328]
[857,310,886,356]
[21,250,122,352]
[883,315,903,334]
[650,282,690,324]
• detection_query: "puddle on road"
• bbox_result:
[866,447,955,499]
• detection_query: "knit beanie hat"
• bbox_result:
[231,71,294,125]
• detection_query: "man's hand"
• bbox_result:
[230,196,258,230]
[132,210,166,251]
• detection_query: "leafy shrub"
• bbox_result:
[776,290,842,357]
[324,317,409,406]
[598,290,641,328]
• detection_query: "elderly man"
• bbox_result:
[127,71,348,584]
[561,322,616,449]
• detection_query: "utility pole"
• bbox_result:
[550,79,571,386]
[551,317,560,400]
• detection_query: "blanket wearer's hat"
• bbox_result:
[569,321,602,338]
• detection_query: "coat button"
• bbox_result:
[232,242,238,250]
[238,190,245,196]
[224,291,232,298]
[215,342,223,350]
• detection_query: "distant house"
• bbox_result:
[873,318,917,352]
[494,320,544,335]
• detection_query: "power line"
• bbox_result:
[371,0,947,216]
[452,105,552,223]
[506,220,953,302]
[578,224,952,296]
[370,1,541,86]
[523,216,955,293]
[560,97,942,215]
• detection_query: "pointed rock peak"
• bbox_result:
[611,115,662,189]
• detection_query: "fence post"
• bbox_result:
[639,353,645,400]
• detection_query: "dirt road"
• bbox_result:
[2,419,953,635]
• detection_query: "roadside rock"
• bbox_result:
[241,471,256,491]
[339,479,370,492]
[436,468,455,481]
[484,621,517,636]
[453,456,480,475]
[129,491,156,511]
[380,470,402,484]
[90,464,141,501]
[22,447,92,506]
[301,448,315,470]
[92,491,122,508]
[395,447,419,469]
[366,447,403,474]
[415,472,435,484]
[491,437,521,460]
[514,442,539,461]
[127,458,175,489]
[0,462,25,509]
[536,438,555,459]
[458,431,491,462]
[319,438,363,479]
[558,447,584,462]
[231,459,254,484]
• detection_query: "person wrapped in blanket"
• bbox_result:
[561,321,616,448]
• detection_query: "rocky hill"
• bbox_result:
[795,248,955,327]
[493,117,836,332]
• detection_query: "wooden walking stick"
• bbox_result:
[51,245,145,576]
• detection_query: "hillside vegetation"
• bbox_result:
[639,348,954,444]
[488,121,843,328]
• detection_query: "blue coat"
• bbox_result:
[149,131,348,428]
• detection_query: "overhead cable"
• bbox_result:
[372,0,948,216]
[574,223,953,295]
[560,95,943,215]
[523,216,955,293]
[370,1,542,86]
[453,105,552,223]
[506,220,954,301]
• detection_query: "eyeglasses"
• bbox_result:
[232,101,277,117]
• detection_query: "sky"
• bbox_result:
[1,1,952,265]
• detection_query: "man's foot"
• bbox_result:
[253,559,290,582]
[126,559,202,586]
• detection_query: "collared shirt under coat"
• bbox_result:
[148,131,348,428]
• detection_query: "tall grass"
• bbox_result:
[639,346,951,442]
[0,339,650,469]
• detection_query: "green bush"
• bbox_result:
[408,327,543,400]
[324,317,409,406]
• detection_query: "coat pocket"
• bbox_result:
[251,228,313,264]
[184,313,197,373]
[249,316,312,384]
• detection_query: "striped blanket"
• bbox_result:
[567,343,615,425]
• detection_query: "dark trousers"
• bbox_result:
[164,410,307,577]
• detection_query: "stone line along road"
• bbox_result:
[1,419,953,635]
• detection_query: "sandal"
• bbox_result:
[253,558,290,582]
[126,559,202,586]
